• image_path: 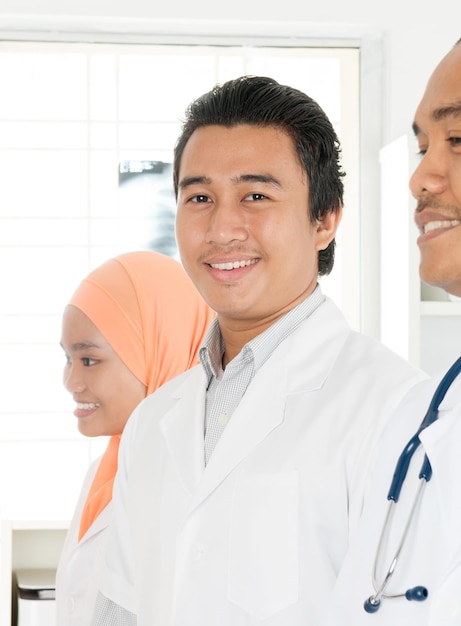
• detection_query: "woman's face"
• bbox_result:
[60,305,147,437]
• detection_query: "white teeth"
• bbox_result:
[424,219,460,234]
[77,402,100,410]
[210,259,257,270]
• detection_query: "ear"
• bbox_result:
[315,205,343,251]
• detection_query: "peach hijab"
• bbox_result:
[67,251,214,540]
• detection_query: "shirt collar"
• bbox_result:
[199,284,325,379]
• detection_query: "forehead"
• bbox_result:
[414,45,461,125]
[61,305,106,345]
[179,124,301,173]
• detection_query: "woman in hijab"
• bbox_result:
[56,251,214,626]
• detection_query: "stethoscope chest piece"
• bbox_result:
[364,585,428,614]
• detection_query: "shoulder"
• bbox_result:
[306,296,426,385]
[344,329,425,382]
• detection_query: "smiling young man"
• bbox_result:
[91,76,424,626]
[327,39,461,626]
[175,122,335,363]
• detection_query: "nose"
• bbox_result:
[205,200,249,245]
[63,364,86,394]
[410,150,448,199]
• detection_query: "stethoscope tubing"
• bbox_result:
[365,355,461,613]
[387,355,461,504]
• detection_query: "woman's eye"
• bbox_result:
[82,357,97,366]
[449,137,461,147]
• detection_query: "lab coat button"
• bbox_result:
[217,413,229,426]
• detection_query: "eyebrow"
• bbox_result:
[178,173,282,190]
[233,173,282,187]
[60,341,102,352]
[178,176,211,190]
[413,100,461,135]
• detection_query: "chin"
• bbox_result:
[421,272,461,298]
[446,288,461,299]
[77,424,100,438]
[420,263,451,294]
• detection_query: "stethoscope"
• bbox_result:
[364,355,461,614]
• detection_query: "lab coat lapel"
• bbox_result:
[77,503,110,544]
[160,363,287,510]
[419,375,461,538]
[419,373,461,458]
[189,362,288,510]
[160,367,208,495]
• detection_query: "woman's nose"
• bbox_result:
[63,365,85,393]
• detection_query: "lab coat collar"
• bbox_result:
[76,500,111,545]
[418,372,461,452]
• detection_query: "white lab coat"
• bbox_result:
[56,457,112,626]
[98,297,425,626]
[327,370,461,626]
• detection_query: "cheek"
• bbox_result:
[176,214,207,274]
[107,382,145,434]
[272,213,315,250]
[120,375,146,413]
[453,174,461,205]
[176,211,196,255]
[101,364,145,412]
[176,206,199,235]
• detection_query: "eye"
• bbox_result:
[448,136,461,148]
[416,141,428,158]
[82,357,98,366]
[245,192,267,201]
[190,194,211,203]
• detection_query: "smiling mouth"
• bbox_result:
[209,259,258,270]
[423,219,461,234]
[76,402,100,410]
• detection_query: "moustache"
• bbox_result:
[415,196,461,219]
[199,245,259,262]
[415,196,461,217]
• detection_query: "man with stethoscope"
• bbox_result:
[328,37,461,626]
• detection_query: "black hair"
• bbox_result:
[173,75,345,275]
